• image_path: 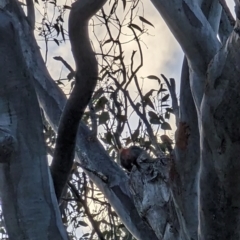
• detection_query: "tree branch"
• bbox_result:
[219,6,234,43]
[173,57,200,240]
[150,0,221,111]
[50,0,106,201]
[26,0,35,30]
[218,0,235,26]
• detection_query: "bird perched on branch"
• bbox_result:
[119,146,145,172]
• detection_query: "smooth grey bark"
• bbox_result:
[219,4,234,43]
[201,0,222,33]
[200,5,240,238]
[172,58,200,240]
[0,9,68,240]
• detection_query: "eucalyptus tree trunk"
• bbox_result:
[0,0,239,239]
[0,8,68,240]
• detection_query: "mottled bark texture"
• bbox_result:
[199,5,240,238]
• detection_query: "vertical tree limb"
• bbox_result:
[50,0,107,201]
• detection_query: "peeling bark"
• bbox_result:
[129,153,180,239]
